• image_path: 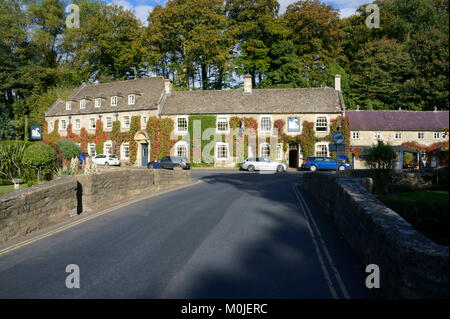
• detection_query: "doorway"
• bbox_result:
[141,144,149,167]
[289,143,298,168]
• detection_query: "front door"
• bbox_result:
[141,144,149,167]
[289,143,298,168]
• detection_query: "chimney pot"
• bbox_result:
[244,74,252,94]
[334,74,341,91]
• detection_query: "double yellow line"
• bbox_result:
[293,184,350,299]
[0,180,201,257]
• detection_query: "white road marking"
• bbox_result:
[292,185,339,299]
[293,184,350,299]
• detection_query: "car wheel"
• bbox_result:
[276,165,284,173]
[309,165,317,172]
[338,165,346,171]
[248,165,255,172]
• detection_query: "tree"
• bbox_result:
[226,0,283,86]
[283,0,343,84]
[350,38,417,110]
[365,141,397,194]
[22,142,57,181]
[145,0,232,90]
[57,140,81,161]
[63,0,146,81]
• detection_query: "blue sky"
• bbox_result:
[109,0,372,25]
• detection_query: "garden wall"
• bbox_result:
[301,172,449,299]
[0,169,191,245]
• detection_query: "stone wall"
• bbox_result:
[0,169,191,245]
[301,172,449,299]
[0,176,78,244]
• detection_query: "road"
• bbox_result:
[0,170,374,298]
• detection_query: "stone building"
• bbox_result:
[44,75,449,168]
[347,109,449,169]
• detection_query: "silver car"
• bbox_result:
[241,157,288,172]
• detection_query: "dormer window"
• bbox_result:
[80,99,86,109]
[111,96,118,106]
[128,94,135,105]
[66,101,71,111]
[95,98,101,108]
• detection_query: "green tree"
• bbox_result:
[22,142,57,181]
[283,0,343,84]
[57,140,81,161]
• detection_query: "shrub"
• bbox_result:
[57,140,81,161]
[403,152,414,165]
[0,140,32,180]
[365,141,397,194]
[22,142,57,181]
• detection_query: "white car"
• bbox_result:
[241,157,288,172]
[93,154,120,166]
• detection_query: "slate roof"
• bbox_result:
[45,77,165,116]
[347,110,449,131]
[160,87,344,115]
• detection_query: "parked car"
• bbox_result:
[302,156,350,172]
[156,156,190,170]
[92,154,120,166]
[241,157,288,172]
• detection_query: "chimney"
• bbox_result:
[334,74,341,91]
[244,74,252,94]
[164,79,172,95]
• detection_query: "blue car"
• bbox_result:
[303,156,350,172]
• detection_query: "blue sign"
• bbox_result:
[30,126,42,140]
[287,116,300,132]
[332,131,345,144]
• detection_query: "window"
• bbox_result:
[95,98,101,108]
[105,116,113,130]
[104,142,113,155]
[315,117,328,132]
[74,118,81,130]
[80,99,86,109]
[374,132,382,140]
[260,143,270,159]
[276,143,283,160]
[260,116,272,133]
[215,143,229,160]
[49,121,54,132]
[315,144,328,157]
[66,101,71,111]
[216,116,229,133]
[88,143,96,157]
[128,94,135,105]
[111,96,118,106]
[352,131,360,140]
[394,132,402,140]
[121,143,130,159]
[418,132,424,140]
[60,119,67,130]
[122,116,131,129]
[176,116,188,134]
[89,118,96,129]
[176,142,188,158]
[434,132,441,140]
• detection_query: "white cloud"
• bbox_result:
[339,7,358,18]
[109,1,153,25]
[135,5,153,26]
[111,0,133,11]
